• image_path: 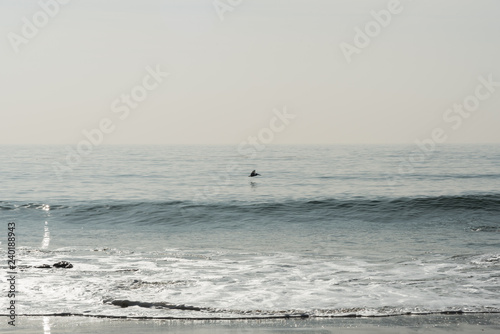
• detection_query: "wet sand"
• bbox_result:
[3,313,499,333]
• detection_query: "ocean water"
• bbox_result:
[1,144,500,319]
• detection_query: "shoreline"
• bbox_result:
[2,313,499,333]
[2,310,499,320]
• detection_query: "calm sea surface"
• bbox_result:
[1,144,499,318]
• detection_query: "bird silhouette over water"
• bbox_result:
[249,170,260,177]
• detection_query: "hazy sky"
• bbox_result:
[1,0,499,145]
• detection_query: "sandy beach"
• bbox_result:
[3,314,499,333]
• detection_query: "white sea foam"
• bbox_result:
[8,247,500,318]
